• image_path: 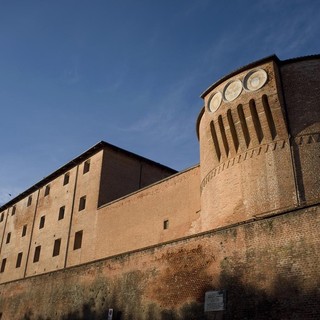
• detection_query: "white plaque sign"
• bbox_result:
[108,308,113,320]
[223,80,242,101]
[243,69,268,91]
[208,92,222,113]
[204,290,226,312]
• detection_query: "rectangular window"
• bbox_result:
[73,230,83,250]
[16,252,23,268]
[83,160,90,174]
[33,245,41,263]
[44,185,50,197]
[6,232,11,244]
[52,238,61,257]
[22,225,27,237]
[11,206,16,216]
[0,212,4,222]
[27,196,32,207]
[58,206,65,220]
[63,172,70,186]
[163,220,169,230]
[39,216,45,229]
[0,258,6,273]
[78,196,86,211]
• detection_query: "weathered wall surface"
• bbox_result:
[280,59,320,206]
[0,146,181,282]
[98,148,176,207]
[93,165,200,260]
[1,204,319,320]
[198,60,298,231]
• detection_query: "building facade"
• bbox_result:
[0,54,319,319]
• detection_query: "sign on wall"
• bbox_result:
[204,290,226,312]
[108,308,113,320]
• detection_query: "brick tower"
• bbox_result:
[197,55,320,230]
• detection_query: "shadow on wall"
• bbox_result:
[21,273,320,320]
[220,273,320,320]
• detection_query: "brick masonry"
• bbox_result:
[0,55,319,320]
[0,204,319,320]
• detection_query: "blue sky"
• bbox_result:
[1,0,320,205]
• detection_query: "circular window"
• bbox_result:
[223,79,243,102]
[243,69,268,91]
[208,92,222,113]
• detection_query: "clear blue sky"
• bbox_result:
[1,0,320,205]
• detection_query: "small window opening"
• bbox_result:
[0,212,4,222]
[33,245,41,263]
[16,252,23,268]
[73,230,83,250]
[39,216,45,229]
[58,206,65,220]
[83,160,90,174]
[22,225,27,237]
[0,258,6,273]
[163,220,169,230]
[6,232,11,244]
[63,172,70,185]
[44,185,50,197]
[27,196,32,207]
[79,196,86,211]
[12,206,16,216]
[52,238,61,257]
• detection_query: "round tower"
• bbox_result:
[197,55,320,230]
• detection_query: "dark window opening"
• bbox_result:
[6,232,11,244]
[58,206,65,220]
[44,185,50,197]
[163,220,169,230]
[63,172,70,185]
[22,225,27,237]
[73,230,83,250]
[33,245,41,263]
[52,238,61,257]
[39,216,45,229]
[83,160,90,174]
[27,196,32,207]
[16,252,23,268]
[12,206,16,216]
[79,196,86,211]
[0,212,4,222]
[0,258,6,273]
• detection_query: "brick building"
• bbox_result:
[0,54,319,319]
